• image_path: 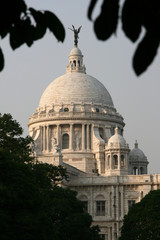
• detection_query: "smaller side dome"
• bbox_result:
[107,127,128,148]
[129,140,148,175]
[129,140,147,162]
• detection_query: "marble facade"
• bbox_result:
[28,44,159,240]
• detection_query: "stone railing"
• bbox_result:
[66,174,160,186]
[28,110,124,124]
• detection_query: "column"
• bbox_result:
[108,190,110,217]
[41,126,43,151]
[108,227,111,240]
[116,186,119,221]
[125,153,128,170]
[111,152,113,169]
[46,125,49,152]
[90,186,93,216]
[91,124,94,150]
[70,123,73,150]
[109,154,111,169]
[118,152,121,170]
[57,124,60,146]
[110,189,112,217]
[82,123,85,151]
[43,126,46,152]
[87,124,90,150]
[121,186,124,218]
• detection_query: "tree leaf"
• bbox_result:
[87,0,98,21]
[133,32,160,76]
[122,0,143,42]
[94,0,119,40]
[11,0,27,21]
[0,0,27,39]
[10,24,26,50]
[29,8,47,41]
[0,47,4,71]
[44,11,65,42]
[10,18,34,50]
[142,0,160,38]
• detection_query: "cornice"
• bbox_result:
[28,115,125,127]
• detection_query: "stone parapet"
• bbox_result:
[66,174,160,186]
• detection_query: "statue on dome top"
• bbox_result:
[69,25,82,47]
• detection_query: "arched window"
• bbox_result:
[73,60,76,66]
[121,155,125,167]
[113,155,118,169]
[99,127,104,140]
[107,155,110,167]
[62,134,69,149]
[133,167,138,175]
[140,167,143,174]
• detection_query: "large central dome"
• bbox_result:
[39,72,114,107]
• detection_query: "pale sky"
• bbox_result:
[1,0,160,174]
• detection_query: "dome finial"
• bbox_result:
[68,25,82,47]
[135,140,138,148]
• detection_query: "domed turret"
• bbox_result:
[107,127,128,148]
[105,127,130,176]
[66,46,86,73]
[129,140,148,175]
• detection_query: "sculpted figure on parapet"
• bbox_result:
[51,137,61,153]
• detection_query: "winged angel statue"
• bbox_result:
[69,25,82,47]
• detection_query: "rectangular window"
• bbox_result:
[128,200,135,210]
[96,201,105,216]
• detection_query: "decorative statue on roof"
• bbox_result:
[69,25,82,47]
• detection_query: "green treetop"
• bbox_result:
[119,189,160,240]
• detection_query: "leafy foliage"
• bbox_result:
[88,0,160,75]
[119,190,160,240]
[0,0,65,71]
[43,186,100,240]
[0,150,53,240]
[0,113,33,163]
[0,113,100,240]
[32,163,68,190]
[88,0,119,41]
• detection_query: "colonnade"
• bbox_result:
[132,166,146,175]
[40,123,92,152]
[106,152,128,170]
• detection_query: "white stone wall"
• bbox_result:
[66,174,160,240]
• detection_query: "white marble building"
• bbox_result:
[28,41,160,240]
